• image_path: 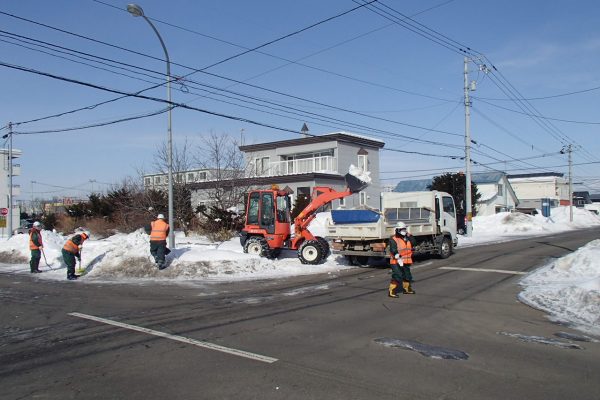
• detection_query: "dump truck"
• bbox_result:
[240,172,370,264]
[326,191,458,265]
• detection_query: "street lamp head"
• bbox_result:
[127,3,145,17]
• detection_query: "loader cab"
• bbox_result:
[242,189,291,248]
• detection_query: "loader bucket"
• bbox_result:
[345,173,370,193]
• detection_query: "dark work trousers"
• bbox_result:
[62,249,77,277]
[390,263,413,283]
[150,240,167,265]
[30,249,41,272]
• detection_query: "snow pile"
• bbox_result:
[0,220,351,282]
[519,239,600,335]
[458,206,600,247]
[348,164,372,184]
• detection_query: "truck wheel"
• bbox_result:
[298,240,324,264]
[316,237,330,257]
[244,237,270,257]
[438,236,453,259]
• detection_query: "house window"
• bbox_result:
[297,187,311,201]
[359,192,367,206]
[497,184,504,197]
[255,157,270,176]
[358,154,368,172]
[154,176,161,184]
[339,197,345,207]
[144,177,151,185]
[198,171,207,181]
[187,173,195,182]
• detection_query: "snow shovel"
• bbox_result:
[76,248,85,275]
[41,248,55,270]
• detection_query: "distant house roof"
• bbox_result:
[239,131,385,153]
[471,172,505,184]
[394,179,431,192]
[508,172,564,179]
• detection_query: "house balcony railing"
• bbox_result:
[262,156,337,177]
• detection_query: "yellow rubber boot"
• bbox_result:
[388,281,399,298]
[402,280,415,294]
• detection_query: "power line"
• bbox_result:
[475,85,600,101]
[474,96,600,125]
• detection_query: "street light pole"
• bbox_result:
[127,3,175,249]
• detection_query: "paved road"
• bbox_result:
[2,229,599,400]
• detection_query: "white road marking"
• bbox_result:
[68,312,278,364]
[439,267,527,275]
[411,261,433,270]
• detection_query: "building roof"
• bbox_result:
[394,179,431,192]
[239,131,385,153]
[189,172,345,190]
[471,172,506,184]
[508,172,564,179]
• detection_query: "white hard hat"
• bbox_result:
[82,231,90,238]
[395,222,407,229]
[157,213,165,219]
[33,221,42,227]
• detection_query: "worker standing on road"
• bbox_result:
[388,222,416,297]
[62,231,89,280]
[149,214,170,270]
[29,221,43,274]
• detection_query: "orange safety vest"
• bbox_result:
[150,219,169,241]
[29,229,43,250]
[390,236,412,265]
[63,239,79,254]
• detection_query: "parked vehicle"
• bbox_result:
[240,173,369,264]
[13,220,34,235]
[327,191,458,265]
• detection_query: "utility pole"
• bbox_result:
[568,144,573,222]
[240,128,245,146]
[8,122,13,239]
[560,144,573,222]
[463,57,473,237]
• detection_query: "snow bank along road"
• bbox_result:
[1,228,599,400]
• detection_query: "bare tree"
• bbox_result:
[195,131,254,210]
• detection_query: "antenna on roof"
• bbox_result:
[300,123,309,138]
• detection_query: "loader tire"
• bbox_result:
[244,236,270,258]
[298,240,325,265]
[315,236,330,257]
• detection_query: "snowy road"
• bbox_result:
[1,227,600,400]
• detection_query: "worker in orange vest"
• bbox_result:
[150,214,170,270]
[388,222,416,297]
[62,231,89,280]
[29,221,43,273]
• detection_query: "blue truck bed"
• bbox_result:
[331,209,381,224]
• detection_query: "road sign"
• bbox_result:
[0,208,8,216]
[0,216,6,228]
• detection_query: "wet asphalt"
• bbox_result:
[1,228,600,400]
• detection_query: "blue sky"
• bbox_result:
[1,0,599,201]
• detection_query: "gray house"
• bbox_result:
[187,131,384,210]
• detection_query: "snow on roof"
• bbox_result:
[478,189,498,202]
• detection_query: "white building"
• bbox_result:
[508,172,570,209]
[472,172,519,215]
[0,148,22,235]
